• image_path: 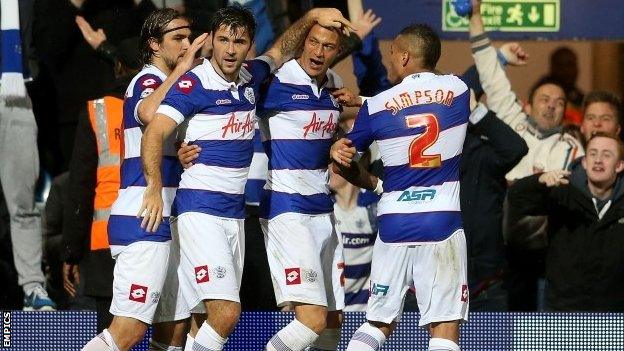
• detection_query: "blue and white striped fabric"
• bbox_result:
[156,57,272,219]
[0,0,26,98]
[335,191,379,311]
[245,124,268,206]
[257,59,342,219]
[108,65,181,256]
[348,72,470,244]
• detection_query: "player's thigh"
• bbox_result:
[110,240,171,324]
[412,230,469,327]
[320,214,345,312]
[177,212,242,306]
[154,221,192,323]
[365,239,412,325]
[263,213,329,307]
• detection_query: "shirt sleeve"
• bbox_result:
[347,101,374,152]
[156,73,202,125]
[129,74,163,125]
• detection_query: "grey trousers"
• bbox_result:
[0,97,44,288]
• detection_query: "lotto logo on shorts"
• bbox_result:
[461,285,469,302]
[285,268,301,285]
[195,265,210,284]
[129,284,148,303]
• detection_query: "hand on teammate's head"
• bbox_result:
[313,8,358,36]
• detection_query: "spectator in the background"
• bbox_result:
[1,0,56,311]
[579,90,621,145]
[32,0,156,170]
[469,0,584,311]
[508,133,624,312]
[538,47,584,126]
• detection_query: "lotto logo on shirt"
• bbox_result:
[177,76,196,94]
[129,284,148,303]
[461,285,469,302]
[285,268,301,285]
[195,265,210,284]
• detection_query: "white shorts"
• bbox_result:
[366,229,469,327]
[177,212,245,309]
[109,235,190,324]
[261,213,345,311]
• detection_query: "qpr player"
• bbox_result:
[138,5,355,351]
[82,9,206,351]
[332,25,470,351]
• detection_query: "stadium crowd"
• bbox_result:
[0,0,623,349]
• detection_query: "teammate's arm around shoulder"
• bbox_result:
[136,33,207,124]
[262,8,356,70]
[138,114,178,232]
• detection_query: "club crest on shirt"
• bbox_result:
[244,87,255,104]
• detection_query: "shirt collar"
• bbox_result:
[291,59,329,89]
[403,71,436,84]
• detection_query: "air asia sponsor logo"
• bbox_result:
[461,285,469,302]
[371,283,389,296]
[195,265,209,284]
[176,76,196,94]
[302,112,336,138]
[244,87,255,104]
[129,284,148,303]
[216,99,232,105]
[285,268,301,285]
[292,94,310,100]
[221,112,254,138]
[397,189,436,202]
[212,266,227,279]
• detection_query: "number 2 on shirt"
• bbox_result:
[405,113,441,168]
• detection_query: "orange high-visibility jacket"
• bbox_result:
[87,96,123,250]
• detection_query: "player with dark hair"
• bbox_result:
[331,24,470,351]
[139,5,354,351]
[81,8,207,351]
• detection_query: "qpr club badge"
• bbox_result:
[244,87,255,104]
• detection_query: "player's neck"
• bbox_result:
[400,67,432,80]
[152,59,173,76]
[334,185,359,211]
[210,56,239,83]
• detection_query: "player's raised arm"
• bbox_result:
[138,114,178,232]
[262,8,356,69]
[137,33,207,124]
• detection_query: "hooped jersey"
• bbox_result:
[347,72,470,244]
[257,59,343,219]
[156,57,273,219]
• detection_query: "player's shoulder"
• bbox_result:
[126,65,166,98]
[434,73,469,93]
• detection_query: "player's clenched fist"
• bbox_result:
[331,138,356,167]
[138,185,164,232]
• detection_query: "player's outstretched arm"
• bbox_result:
[263,8,356,69]
[138,114,178,232]
[137,33,208,125]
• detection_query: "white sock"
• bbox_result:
[149,338,183,351]
[82,329,119,351]
[184,334,195,351]
[307,328,341,350]
[428,338,460,351]
[346,323,386,351]
[266,318,319,351]
[193,322,227,351]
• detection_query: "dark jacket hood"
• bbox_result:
[567,156,624,203]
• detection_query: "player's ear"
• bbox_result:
[401,50,409,67]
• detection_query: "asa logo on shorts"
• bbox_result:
[371,283,389,296]
[285,268,301,285]
[195,265,210,284]
[461,285,469,302]
[129,284,148,303]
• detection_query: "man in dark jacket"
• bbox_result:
[508,133,624,311]
[461,102,528,311]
